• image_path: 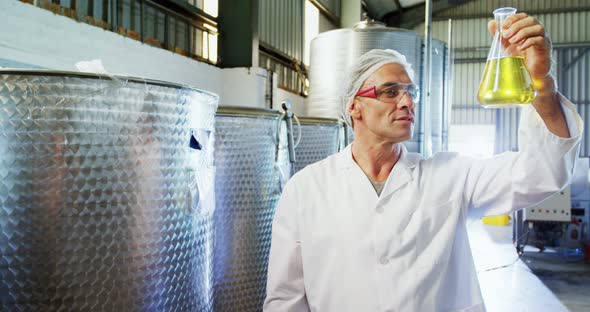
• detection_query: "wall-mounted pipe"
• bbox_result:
[422,0,433,157]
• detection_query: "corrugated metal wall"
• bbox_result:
[258,0,342,59]
[414,9,590,126]
[494,108,521,153]
[415,11,590,59]
[259,0,304,60]
[558,47,590,156]
[258,0,340,95]
[414,20,492,125]
[436,0,590,19]
[452,62,494,124]
[414,1,590,155]
[494,46,590,155]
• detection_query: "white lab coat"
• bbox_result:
[263,96,583,312]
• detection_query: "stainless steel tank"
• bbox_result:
[293,117,342,174]
[308,20,423,152]
[0,70,218,311]
[213,107,289,311]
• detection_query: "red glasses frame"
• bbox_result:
[355,86,378,98]
[355,83,420,104]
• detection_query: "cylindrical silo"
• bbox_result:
[307,20,423,153]
[213,107,290,311]
[292,117,342,174]
[0,70,218,311]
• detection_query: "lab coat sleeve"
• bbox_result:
[263,178,310,311]
[465,94,583,216]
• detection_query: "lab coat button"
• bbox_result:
[380,257,389,265]
[376,206,384,214]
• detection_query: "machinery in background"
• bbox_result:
[570,157,590,243]
[514,157,589,261]
[568,156,590,260]
[523,186,572,223]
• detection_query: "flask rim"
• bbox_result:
[493,7,517,16]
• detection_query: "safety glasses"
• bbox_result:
[355,83,420,104]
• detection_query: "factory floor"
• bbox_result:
[466,214,590,312]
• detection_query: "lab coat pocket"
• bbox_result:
[414,198,459,266]
[410,200,459,311]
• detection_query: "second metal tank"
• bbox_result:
[292,117,343,174]
[213,107,290,312]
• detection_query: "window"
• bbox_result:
[186,0,218,17]
[203,0,218,17]
[202,24,218,63]
[196,0,219,62]
[144,5,166,47]
[31,0,218,64]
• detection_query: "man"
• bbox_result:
[263,13,583,312]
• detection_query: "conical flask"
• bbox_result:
[477,7,536,108]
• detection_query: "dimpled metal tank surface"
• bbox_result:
[292,117,342,174]
[0,70,218,311]
[213,107,290,312]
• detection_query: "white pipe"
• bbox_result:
[422,0,433,157]
[445,18,453,152]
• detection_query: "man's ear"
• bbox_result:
[349,98,362,121]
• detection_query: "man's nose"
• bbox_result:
[397,92,414,110]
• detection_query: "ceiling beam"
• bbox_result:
[309,0,341,27]
[361,0,369,14]
[383,0,475,29]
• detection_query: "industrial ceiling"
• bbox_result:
[362,0,474,29]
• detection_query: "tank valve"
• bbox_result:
[281,100,296,163]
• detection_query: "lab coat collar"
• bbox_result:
[337,143,421,171]
[338,143,421,200]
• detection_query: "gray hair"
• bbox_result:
[341,49,415,126]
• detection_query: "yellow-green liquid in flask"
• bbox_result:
[477,56,536,107]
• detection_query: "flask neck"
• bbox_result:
[493,7,517,35]
[494,15,511,35]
